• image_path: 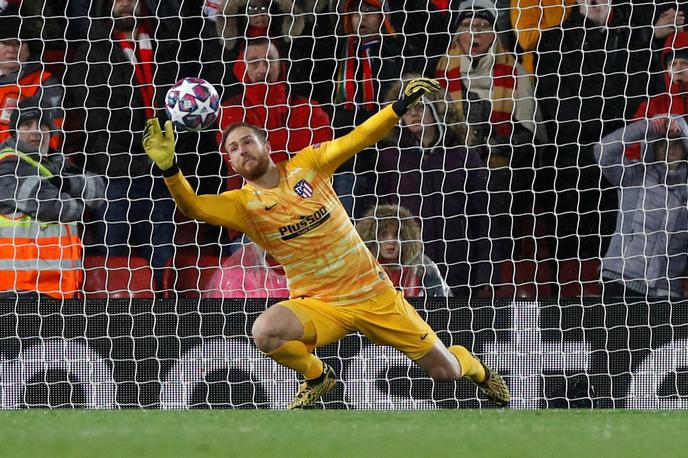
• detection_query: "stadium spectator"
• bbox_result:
[652,3,686,41]
[384,0,451,73]
[0,97,104,299]
[375,78,499,295]
[433,0,536,265]
[598,2,685,102]
[633,32,688,123]
[434,0,535,159]
[219,37,333,191]
[536,0,653,259]
[627,32,688,161]
[203,241,289,298]
[0,14,64,151]
[212,0,315,91]
[320,0,410,216]
[627,1,685,54]
[639,32,688,118]
[64,0,177,283]
[595,115,688,301]
[328,0,407,133]
[356,204,452,297]
[6,1,84,71]
[509,0,576,74]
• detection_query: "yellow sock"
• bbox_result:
[266,340,324,380]
[449,345,486,383]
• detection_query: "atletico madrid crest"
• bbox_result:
[293,179,313,198]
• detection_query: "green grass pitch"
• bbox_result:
[1,410,685,457]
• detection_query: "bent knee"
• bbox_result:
[427,363,462,382]
[252,312,304,353]
[252,317,281,353]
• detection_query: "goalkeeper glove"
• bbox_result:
[392,77,442,116]
[143,118,176,171]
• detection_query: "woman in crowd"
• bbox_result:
[356,204,452,297]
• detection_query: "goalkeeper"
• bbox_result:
[143,78,510,409]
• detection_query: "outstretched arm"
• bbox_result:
[143,118,248,231]
[163,172,247,230]
[318,78,441,175]
[593,117,680,187]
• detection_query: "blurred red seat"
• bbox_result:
[161,247,223,298]
[558,259,602,297]
[83,256,155,299]
[496,260,554,299]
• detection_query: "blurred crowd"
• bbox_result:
[0,0,687,302]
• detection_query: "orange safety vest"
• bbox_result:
[0,69,64,150]
[0,148,83,298]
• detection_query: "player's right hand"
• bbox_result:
[143,118,175,171]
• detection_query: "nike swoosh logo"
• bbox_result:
[265,203,278,211]
[420,333,428,341]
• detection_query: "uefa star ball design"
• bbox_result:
[165,77,220,131]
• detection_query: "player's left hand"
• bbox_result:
[403,78,441,108]
[143,118,175,171]
[393,77,442,115]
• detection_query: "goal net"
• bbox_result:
[0,0,687,409]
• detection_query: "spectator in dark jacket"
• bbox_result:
[536,0,654,258]
[329,0,407,133]
[374,79,500,295]
[595,116,688,301]
[64,0,178,282]
[622,0,685,93]
[385,0,451,74]
[318,0,410,217]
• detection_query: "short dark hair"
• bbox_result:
[244,37,281,59]
[221,122,267,150]
[245,37,271,49]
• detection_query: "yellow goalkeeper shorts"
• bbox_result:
[279,287,437,361]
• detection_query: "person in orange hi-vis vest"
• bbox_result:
[0,97,103,299]
[0,14,64,151]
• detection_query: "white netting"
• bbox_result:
[0,0,686,409]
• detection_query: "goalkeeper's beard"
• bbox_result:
[236,154,271,182]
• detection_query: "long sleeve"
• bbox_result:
[317,104,400,176]
[59,171,105,211]
[163,170,249,233]
[594,119,651,186]
[535,27,566,143]
[0,156,87,223]
[513,0,576,51]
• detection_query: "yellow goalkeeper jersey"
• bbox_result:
[165,105,400,305]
